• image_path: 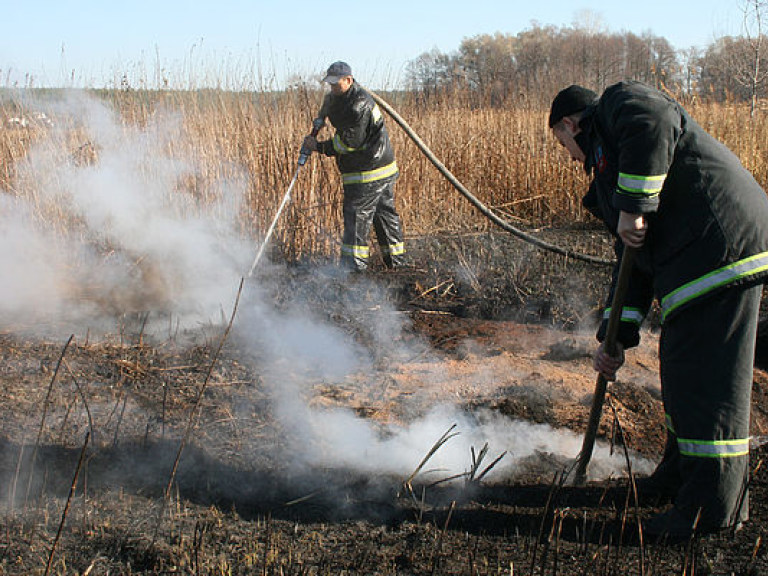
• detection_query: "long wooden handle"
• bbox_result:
[573,246,637,484]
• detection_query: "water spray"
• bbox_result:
[246,115,326,277]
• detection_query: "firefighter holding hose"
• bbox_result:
[302,61,406,272]
[549,81,768,542]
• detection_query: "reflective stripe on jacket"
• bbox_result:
[582,81,768,346]
[317,82,398,182]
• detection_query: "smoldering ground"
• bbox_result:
[232,274,653,489]
[0,92,651,523]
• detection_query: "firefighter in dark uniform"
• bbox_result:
[302,61,406,271]
[549,81,768,541]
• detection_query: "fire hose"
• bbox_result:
[368,93,633,482]
[247,90,629,479]
[249,89,613,275]
[367,90,614,267]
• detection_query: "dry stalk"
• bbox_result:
[681,509,703,574]
[58,393,77,442]
[193,519,208,576]
[601,533,613,576]
[473,449,507,483]
[283,491,322,507]
[10,439,25,514]
[427,443,506,488]
[606,395,645,575]
[43,431,90,576]
[82,556,106,576]
[113,393,128,448]
[580,544,607,576]
[466,533,479,576]
[403,423,459,494]
[427,471,467,488]
[151,278,244,546]
[430,499,456,576]
[539,504,561,575]
[417,485,426,524]
[261,512,272,576]
[161,379,168,440]
[529,469,565,576]
[103,387,125,429]
[470,443,489,479]
[410,279,454,303]
[26,334,75,510]
[743,535,763,575]
[576,485,612,566]
[138,310,150,347]
[552,508,568,576]
[62,358,96,443]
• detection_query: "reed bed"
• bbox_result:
[2,89,768,263]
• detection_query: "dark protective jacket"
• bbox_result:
[580,81,768,347]
[316,82,399,185]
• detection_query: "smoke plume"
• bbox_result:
[1,91,651,496]
[2,91,250,337]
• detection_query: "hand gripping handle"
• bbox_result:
[298,117,326,166]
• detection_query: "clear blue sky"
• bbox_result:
[1,0,741,89]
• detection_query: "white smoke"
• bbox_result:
[0,196,65,317]
[1,90,651,489]
[234,276,652,484]
[273,400,635,480]
[1,91,251,336]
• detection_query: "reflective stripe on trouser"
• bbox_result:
[341,175,405,270]
[660,283,762,530]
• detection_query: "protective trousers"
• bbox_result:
[659,283,762,530]
[341,176,405,271]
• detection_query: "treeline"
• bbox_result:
[404,23,768,109]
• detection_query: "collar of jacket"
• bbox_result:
[578,104,598,173]
[333,81,359,104]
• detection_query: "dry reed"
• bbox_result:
[2,89,768,263]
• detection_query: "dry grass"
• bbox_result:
[2,89,768,263]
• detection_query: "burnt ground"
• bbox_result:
[1,228,768,575]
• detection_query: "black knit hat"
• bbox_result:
[548,85,598,128]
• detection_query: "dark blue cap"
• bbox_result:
[322,61,353,83]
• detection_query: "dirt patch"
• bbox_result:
[1,231,767,575]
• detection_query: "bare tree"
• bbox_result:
[404,49,456,93]
[457,33,517,104]
[738,0,768,115]
[679,47,703,100]
[403,23,683,105]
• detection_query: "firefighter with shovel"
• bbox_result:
[549,81,768,542]
[302,61,406,272]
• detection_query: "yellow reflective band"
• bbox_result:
[617,172,666,196]
[602,306,644,325]
[342,161,399,185]
[677,437,750,458]
[332,133,358,153]
[665,413,676,434]
[385,242,405,256]
[372,103,383,123]
[341,244,370,258]
[661,252,768,320]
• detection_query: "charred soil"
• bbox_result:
[1,230,768,575]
